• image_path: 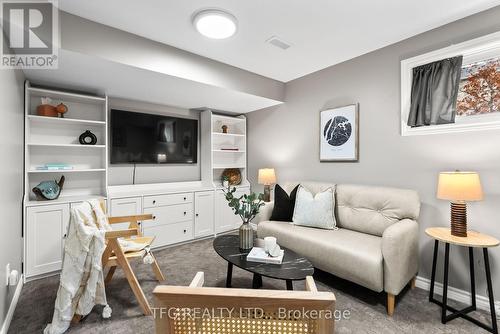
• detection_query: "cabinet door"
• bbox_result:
[26,204,69,277]
[215,190,234,233]
[109,197,142,231]
[215,187,250,233]
[194,191,214,238]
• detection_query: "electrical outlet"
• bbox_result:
[5,263,10,286]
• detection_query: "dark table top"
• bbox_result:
[213,234,314,281]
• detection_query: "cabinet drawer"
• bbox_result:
[110,197,142,231]
[144,193,193,208]
[143,203,193,227]
[143,221,193,248]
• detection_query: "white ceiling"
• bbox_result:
[59,0,500,82]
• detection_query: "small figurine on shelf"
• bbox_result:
[32,176,65,200]
[56,103,68,118]
[222,175,229,189]
[222,124,228,133]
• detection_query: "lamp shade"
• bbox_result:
[437,171,483,202]
[258,168,276,185]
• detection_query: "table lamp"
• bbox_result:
[258,168,276,202]
[437,171,483,237]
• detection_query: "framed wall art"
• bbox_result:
[319,104,359,162]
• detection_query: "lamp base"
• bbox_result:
[263,185,271,202]
[450,202,467,237]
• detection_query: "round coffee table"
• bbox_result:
[213,234,314,290]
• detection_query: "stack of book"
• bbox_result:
[36,163,73,171]
[220,146,239,151]
[246,247,284,264]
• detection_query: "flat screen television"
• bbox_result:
[110,109,198,164]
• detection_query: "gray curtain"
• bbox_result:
[407,56,463,127]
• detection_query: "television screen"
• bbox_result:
[110,109,198,164]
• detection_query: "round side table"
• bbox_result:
[426,227,500,334]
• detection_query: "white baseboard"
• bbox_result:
[0,274,24,334]
[415,275,500,317]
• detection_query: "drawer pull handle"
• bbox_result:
[183,211,187,215]
[153,200,156,204]
[153,216,156,220]
[183,197,186,201]
[183,229,187,233]
[63,234,67,238]
[196,213,199,217]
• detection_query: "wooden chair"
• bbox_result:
[102,213,166,316]
[153,272,336,334]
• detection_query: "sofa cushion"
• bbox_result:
[270,184,299,221]
[336,184,420,237]
[257,220,383,292]
[282,181,335,198]
[292,185,336,229]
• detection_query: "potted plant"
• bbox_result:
[223,187,265,250]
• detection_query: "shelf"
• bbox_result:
[213,165,246,169]
[28,168,106,174]
[27,143,105,148]
[212,149,246,153]
[28,86,105,104]
[212,132,245,137]
[212,114,246,124]
[25,194,107,207]
[28,115,105,126]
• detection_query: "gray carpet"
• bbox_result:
[9,236,492,333]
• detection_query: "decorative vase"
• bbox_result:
[36,104,58,117]
[239,221,253,250]
[79,130,98,145]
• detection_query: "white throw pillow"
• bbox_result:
[292,185,336,229]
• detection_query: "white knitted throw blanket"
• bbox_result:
[44,199,138,334]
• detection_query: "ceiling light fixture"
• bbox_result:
[193,9,237,39]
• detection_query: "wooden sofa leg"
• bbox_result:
[410,276,416,289]
[387,293,395,316]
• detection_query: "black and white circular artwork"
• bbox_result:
[323,116,352,146]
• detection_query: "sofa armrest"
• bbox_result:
[252,201,274,225]
[382,219,419,295]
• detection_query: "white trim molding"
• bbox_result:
[415,275,500,318]
[401,30,500,136]
[0,274,24,334]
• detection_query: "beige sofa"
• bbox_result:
[255,182,420,316]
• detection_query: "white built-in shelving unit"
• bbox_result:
[23,92,250,281]
[201,112,249,188]
[24,81,108,205]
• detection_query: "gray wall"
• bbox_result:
[108,98,201,185]
[0,55,24,325]
[247,6,500,297]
